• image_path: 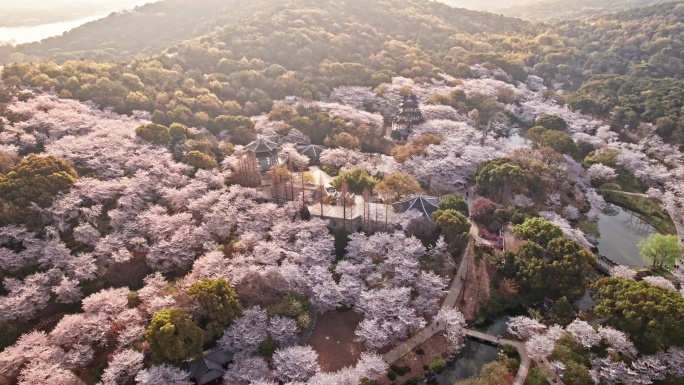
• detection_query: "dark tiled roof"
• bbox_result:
[244,138,279,153]
[299,144,327,158]
[392,195,440,219]
[188,349,233,385]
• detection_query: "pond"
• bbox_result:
[433,316,510,384]
[595,204,657,268]
[434,338,500,385]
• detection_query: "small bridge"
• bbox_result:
[464,329,531,385]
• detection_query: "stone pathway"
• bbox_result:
[382,222,568,385]
[382,238,473,363]
[463,329,531,385]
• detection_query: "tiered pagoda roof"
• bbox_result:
[393,94,423,126]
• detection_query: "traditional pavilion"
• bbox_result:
[187,349,233,385]
[244,138,280,171]
[298,144,327,163]
[392,195,440,220]
[391,94,423,141]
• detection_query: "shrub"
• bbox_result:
[387,371,397,380]
[402,379,421,385]
[391,364,407,376]
[427,356,445,373]
[256,336,278,357]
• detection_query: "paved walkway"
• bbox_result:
[382,223,566,384]
[464,329,565,385]
[308,166,334,187]
[382,239,473,363]
[464,330,531,385]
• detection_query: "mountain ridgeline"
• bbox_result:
[3,0,684,146]
[14,0,533,63]
[439,0,674,21]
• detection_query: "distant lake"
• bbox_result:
[0,16,102,44]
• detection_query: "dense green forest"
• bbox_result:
[4,0,682,145]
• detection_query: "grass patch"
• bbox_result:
[599,191,676,234]
[614,168,646,194]
[524,365,551,385]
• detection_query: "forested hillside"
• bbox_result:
[13,0,533,63]
[13,0,262,62]
[1,1,684,384]
[499,0,673,21]
[559,2,684,143]
[5,0,682,145]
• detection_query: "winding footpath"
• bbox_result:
[382,226,561,385]
[382,238,472,364]
[463,330,530,385]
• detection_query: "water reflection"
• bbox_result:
[435,338,500,385]
[595,204,657,268]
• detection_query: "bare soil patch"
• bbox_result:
[308,309,365,372]
[377,333,452,385]
[503,223,523,253]
[457,255,491,321]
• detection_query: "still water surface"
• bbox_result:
[434,317,509,384]
[0,16,102,44]
[595,204,657,268]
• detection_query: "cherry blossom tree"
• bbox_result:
[223,356,271,385]
[63,344,95,369]
[610,265,637,279]
[319,148,366,170]
[52,276,83,303]
[50,313,110,347]
[137,272,168,302]
[268,316,299,347]
[525,334,555,360]
[655,347,684,378]
[0,272,54,321]
[643,276,677,291]
[279,143,310,170]
[82,287,130,317]
[273,345,320,383]
[507,316,547,340]
[135,365,192,385]
[17,361,78,385]
[566,319,601,348]
[539,211,592,249]
[99,349,144,385]
[562,206,580,221]
[550,360,566,379]
[413,271,448,316]
[512,194,534,208]
[435,308,467,349]
[587,163,617,183]
[598,326,637,357]
[354,287,426,349]
[117,324,146,348]
[219,307,268,356]
[0,331,65,380]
